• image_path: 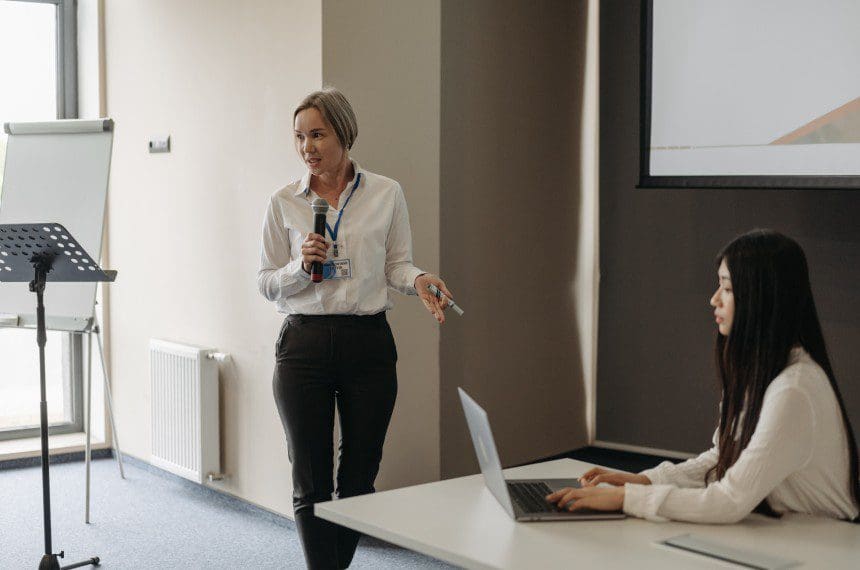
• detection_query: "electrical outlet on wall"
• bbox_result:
[148,135,170,153]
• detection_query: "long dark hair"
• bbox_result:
[706,229,859,521]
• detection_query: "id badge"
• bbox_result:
[322,259,352,280]
[332,238,347,259]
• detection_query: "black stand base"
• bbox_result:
[0,224,113,570]
[31,265,100,570]
[39,553,100,569]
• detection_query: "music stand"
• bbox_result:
[0,223,115,570]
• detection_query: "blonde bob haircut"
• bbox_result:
[294,87,358,150]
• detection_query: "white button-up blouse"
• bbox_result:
[258,161,424,315]
[624,348,859,523]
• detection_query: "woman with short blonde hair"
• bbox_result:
[258,87,453,568]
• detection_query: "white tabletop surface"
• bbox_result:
[316,458,860,569]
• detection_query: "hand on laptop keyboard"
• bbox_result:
[579,467,651,487]
[545,485,626,513]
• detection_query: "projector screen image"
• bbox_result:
[642,0,860,188]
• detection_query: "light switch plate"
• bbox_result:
[149,135,170,153]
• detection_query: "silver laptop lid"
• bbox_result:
[458,388,515,517]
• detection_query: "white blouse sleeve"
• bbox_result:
[638,429,719,489]
[623,386,815,523]
[257,196,311,302]
[384,184,424,296]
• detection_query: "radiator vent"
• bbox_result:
[149,339,220,484]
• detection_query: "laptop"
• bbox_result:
[459,387,626,522]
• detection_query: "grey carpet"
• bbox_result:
[0,456,458,569]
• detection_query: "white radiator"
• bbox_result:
[149,339,220,484]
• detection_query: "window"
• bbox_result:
[0,0,81,441]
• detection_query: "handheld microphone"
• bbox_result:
[311,198,329,283]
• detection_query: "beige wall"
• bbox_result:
[104,0,322,516]
[322,0,442,488]
[439,0,591,477]
[103,0,594,518]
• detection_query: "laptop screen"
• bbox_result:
[458,388,516,516]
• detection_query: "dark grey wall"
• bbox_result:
[597,1,860,453]
[440,0,589,478]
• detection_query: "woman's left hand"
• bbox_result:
[545,485,625,512]
[414,273,453,324]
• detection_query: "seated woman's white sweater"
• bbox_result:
[623,347,859,523]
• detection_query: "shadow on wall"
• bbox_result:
[439,0,590,478]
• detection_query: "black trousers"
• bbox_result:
[273,312,398,570]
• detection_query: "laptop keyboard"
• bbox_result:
[507,481,560,513]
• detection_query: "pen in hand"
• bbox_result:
[427,284,464,316]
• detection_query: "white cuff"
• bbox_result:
[638,461,676,486]
[405,267,426,295]
[275,258,311,299]
[289,258,311,282]
[623,483,672,522]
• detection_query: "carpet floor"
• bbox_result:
[0,456,457,569]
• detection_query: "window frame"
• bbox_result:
[0,334,85,442]
[0,0,83,441]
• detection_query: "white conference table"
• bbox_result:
[316,458,860,569]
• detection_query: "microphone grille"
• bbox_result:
[311,198,330,214]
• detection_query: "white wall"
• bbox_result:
[104,0,322,516]
[580,0,600,442]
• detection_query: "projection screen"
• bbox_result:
[640,0,860,189]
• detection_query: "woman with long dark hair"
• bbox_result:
[547,230,860,523]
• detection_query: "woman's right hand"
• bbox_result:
[301,233,329,274]
[579,467,651,487]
